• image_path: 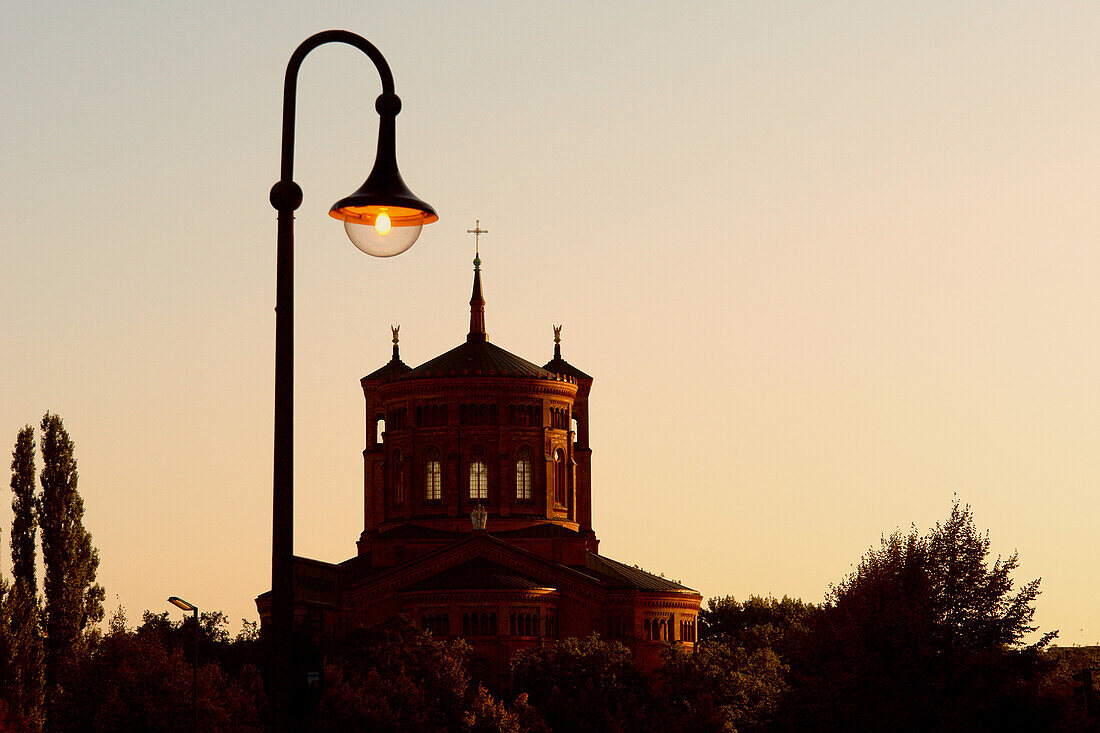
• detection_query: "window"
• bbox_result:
[554,449,567,505]
[469,447,488,500]
[509,611,539,637]
[422,613,448,636]
[425,447,442,501]
[462,612,497,637]
[393,450,405,504]
[386,407,407,430]
[679,616,696,643]
[515,446,532,500]
[460,403,497,426]
[416,404,447,428]
[550,407,569,430]
[509,403,539,426]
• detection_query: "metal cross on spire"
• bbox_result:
[467,219,488,270]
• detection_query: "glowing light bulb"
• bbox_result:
[374,212,391,236]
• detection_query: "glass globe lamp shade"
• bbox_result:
[331,203,437,257]
[344,217,421,257]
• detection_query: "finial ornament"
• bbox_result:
[391,324,400,344]
[553,324,562,344]
[471,503,488,531]
[467,219,487,270]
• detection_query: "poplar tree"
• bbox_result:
[37,413,103,723]
[0,511,9,714]
[9,425,44,727]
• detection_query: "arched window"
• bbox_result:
[425,447,442,501]
[393,449,405,504]
[469,446,488,500]
[515,446,532,501]
[554,449,566,505]
[374,415,386,445]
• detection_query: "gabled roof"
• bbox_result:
[346,531,700,602]
[581,553,698,593]
[402,556,551,591]
[349,533,604,602]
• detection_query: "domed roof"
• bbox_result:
[401,338,560,380]
[364,254,575,384]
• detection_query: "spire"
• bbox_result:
[391,324,401,361]
[467,220,488,342]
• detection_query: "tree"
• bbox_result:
[927,502,1051,652]
[54,606,265,732]
[510,635,652,733]
[700,594,819,661]
[658,640,789,732]
[0,507,10,721]
[658,595,818,732]
[8,424,44,728]
[313,616,472,732]
[37,413,104,725]
[786,502,1058,731]
[460,686,548,733]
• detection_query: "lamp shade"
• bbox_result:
[330,140,437,257]
[329,91,437,256]
[168,596,197,613]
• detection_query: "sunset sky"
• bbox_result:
[2,2,1097,644]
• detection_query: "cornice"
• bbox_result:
[376,379,578,401]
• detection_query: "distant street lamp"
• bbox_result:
[167,596,199,733]
[268,30,437,729]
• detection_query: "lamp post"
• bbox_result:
[268,30,437,729]
[168,596,199,733]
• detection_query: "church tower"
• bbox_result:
[257,228,701,684]
[358,253,596,558]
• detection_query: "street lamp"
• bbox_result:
[168,596,199,733]
[268,30,437,729]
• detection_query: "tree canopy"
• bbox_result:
[785,502,1059,731]
[37,413,105,728]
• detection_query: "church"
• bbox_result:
[257,241,702,684]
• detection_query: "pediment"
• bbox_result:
[354,534,603,603]
[400,556,549,592]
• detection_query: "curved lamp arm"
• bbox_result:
[277,30,396,187]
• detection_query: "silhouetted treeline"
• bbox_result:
[2,605,1093,732]
[2,420,1097,731]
